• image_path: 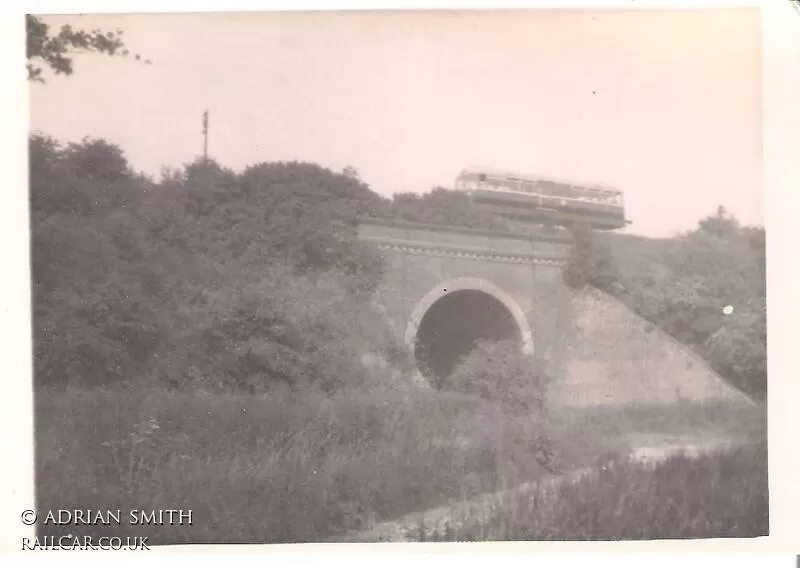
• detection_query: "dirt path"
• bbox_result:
[344,433,739,542]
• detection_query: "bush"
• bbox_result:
[442,340,551,414]
[563,223,619,292]
[157,264,405,394]
[29,134,393,392]
[389,187,512,231]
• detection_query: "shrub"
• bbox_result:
[29,134,393,392]
[389,187,512,231]
[563,222,619,292]
[153,263,404,394]
[442,340,551,414]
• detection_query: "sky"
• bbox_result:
[28,8,764,238]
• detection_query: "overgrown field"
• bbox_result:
[36,386,765,544]
[413,441,768,541]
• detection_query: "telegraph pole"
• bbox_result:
[202,110,209,165]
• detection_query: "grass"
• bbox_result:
[544,400,766,469]
[35,384,765,544]
[413,441,768,541]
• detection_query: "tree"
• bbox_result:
[389,187,511,231]
[29,134,164,387]
[697,205,740,239]
[26,14,147,82]
[563,222,619,292]
[62,137,132,183]
[342,165,360,180]
[29,134,143,217]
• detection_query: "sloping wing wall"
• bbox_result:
[548,287,754,407]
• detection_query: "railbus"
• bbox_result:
[454,167,630,230]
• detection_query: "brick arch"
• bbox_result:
[405,277,534,380]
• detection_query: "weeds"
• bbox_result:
[36,385,765,544]
[414,442,768,541]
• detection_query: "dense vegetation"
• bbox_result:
[30,133,766,399]
[36,387,764,544]
[30,134,399,393]
[444,340,550,413]
[29,132,766,543]
[411,441,768,541]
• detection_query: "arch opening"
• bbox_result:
[413,289,523,387]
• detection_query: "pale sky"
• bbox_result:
[29,9,764,238]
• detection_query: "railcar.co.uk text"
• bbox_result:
[22,535,151,551]
[20,509,194,551]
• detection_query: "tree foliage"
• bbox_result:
[563,222,620,292]
[29,135,397,391]
[610,207,766,399]
[389,187,513,231]
[26,14,147,82]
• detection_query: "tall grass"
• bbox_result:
[414,442,768,541]
[36,383,764,544]
[36,384,555,544]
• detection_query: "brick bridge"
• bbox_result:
[357,216,751,407]
[357,217,575,384]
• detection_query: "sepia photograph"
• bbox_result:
[22,5,768,547]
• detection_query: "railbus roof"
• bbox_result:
[457,166,622,196]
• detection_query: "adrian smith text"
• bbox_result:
[42,509,193,526]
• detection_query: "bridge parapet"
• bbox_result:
[358,217,573,265]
